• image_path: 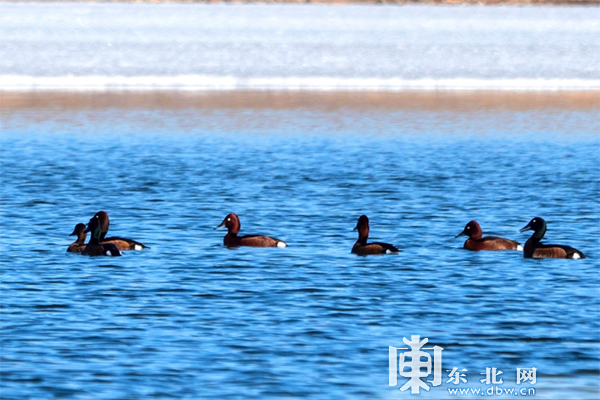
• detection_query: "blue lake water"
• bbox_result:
[1,100,599,399]
[1,2,600,399]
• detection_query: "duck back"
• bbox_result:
[352,242,399,255]
[67,243,86,253]
[525,240,585,259]
[102,236,148,251]
[464,236,522,251]
[225,234,287,248]
[82,243,122,257]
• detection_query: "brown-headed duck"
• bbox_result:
[520,217,585,259]
[352,215,399,255]
[91,211,147,250]
[67,223,87,253]
[456,220,522,251]
[215,213,287,248]
[82,215,122,257]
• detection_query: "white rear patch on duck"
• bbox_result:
[277,242,287,248]
[572,253,581,259]
[106,250,112,256]
[517,245,523,251]
[134,244,143,250]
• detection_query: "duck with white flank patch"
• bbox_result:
[92,211,148,251]
[215,213,287,248]
[520,217,585,259]
[351,215,399,256]
[82,214,122,257]
[456,220,522,251]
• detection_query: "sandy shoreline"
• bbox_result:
[3,90,598,138]
[2,90,599,113]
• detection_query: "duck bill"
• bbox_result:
[519,223,532,233]
[214,222,226,230]
[83,224,91,233]
[69,230,77,236]
[455,229,467,238]
[353,225,358,231]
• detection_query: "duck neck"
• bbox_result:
[76,231,87,245]
[227,230,238,238]
[89,226,102,245]
[357,233,368,245]
[470,230,483,240]
[98,212,110,241]
[532,224,546,242]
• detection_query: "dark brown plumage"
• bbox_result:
[102,237,147,251]
[456,220,522,251]
[67,223,87,253]
[91,211,148,250]
[520,217,585,259]
[82,215,122,257]
[352,215,399,256]
[215,213,287,248]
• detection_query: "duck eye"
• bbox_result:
[533,219,536,223]
[227,218,231,221]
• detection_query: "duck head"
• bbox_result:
[84,211,109,235]
[520,217,547,240]
[70,223,87,237]
[94,211,110,240]
[215,213,241,235]
[354,215,370,241]
[455,220,483,240]
[84,214,103,243]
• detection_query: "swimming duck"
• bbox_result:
[215,213,287,248]
[67,223,87,253]
[455,220,522,251]
[520,217,585,259]
[352,215,399,255]
[82,215,122,257]
[91,211,147,250]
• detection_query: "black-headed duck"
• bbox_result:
[520,217,585,259]
[456,220,522,251]
[215,213,287,248]
[92,211,147,250]
[352,215,399,255]
[82,215,122,257]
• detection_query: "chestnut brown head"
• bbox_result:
[215,213,241,235]
[354,215,370,240]
[456,220,483,240]
[70,223,87,237]
[93,211,110,240]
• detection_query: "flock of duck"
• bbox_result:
[69,211,586,259]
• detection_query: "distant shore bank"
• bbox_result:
[2,0,598,5]
[3,90,599,113]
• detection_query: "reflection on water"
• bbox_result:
[1,96,599,399]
